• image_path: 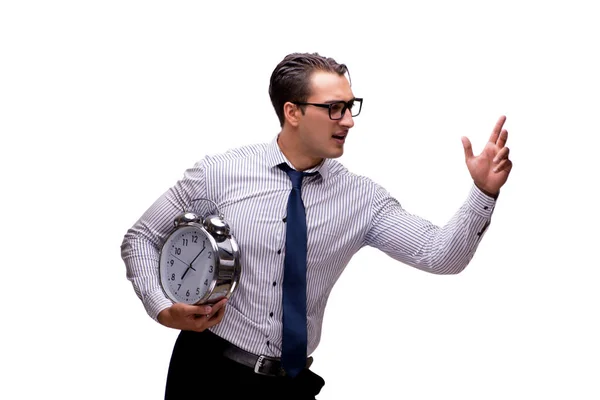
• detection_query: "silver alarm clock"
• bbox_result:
[158,199,241,305]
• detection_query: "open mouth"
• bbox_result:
[332,133,347,141]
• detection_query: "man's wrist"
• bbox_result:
[157,307,172,327]
[475,183,499,199]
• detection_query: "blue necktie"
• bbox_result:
[279,164,315,377]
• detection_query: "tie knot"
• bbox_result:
[279,164,316,190]
[287,170,304,189]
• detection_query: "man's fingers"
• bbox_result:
[190,311,218,331]
[462,136,474,161]
[193,304,226,331]
[210,298,228,312]
[493,146,510,163]
[210,306,226,322]
[496,129,508,148]
[489,115,507,144]
[204,300,227,319]
[190,318,208,332]
[189,299,228,331]
[181,303,212,317]
[493,158,513,173]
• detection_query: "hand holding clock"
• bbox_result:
[157,298,228,332]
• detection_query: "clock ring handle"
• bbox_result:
[191,197,222,218]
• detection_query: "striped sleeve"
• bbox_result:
[120,158,211,320]
[364,183,496,274]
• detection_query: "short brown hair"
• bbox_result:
[269,52,349,127]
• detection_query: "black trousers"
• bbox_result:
[164,330,325,399]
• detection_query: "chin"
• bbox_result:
[324,148,344,159]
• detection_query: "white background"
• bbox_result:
[1,1,599,399]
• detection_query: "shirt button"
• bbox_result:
[266,341,270,346]
[269,312,273,317]
[282,217,287,223]
[273,281,277,287]
[277,249,281,254]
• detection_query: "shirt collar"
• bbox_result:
[265,136,331,181]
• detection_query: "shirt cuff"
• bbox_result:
[145,288,174,322]
[466,184,496,218]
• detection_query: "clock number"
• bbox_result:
[192,236,198,243]
[170,260,174,266]
[182,238,188,246]
[171,273,175,281]
[204,279,208,286]
[196,287,200,295]
[208,252,212,259]
[186,290,190,297]
[209,266,213,273]
[177,284,182,290]
[175,247,182,255]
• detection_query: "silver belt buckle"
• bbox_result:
[254,355,269,375]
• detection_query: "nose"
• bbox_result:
[339,110,354,128]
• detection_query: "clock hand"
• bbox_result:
[181,264,197,280]
[182,244,205,280]
[171,254,188,266]
[189,245,206,266]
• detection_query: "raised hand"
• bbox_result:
[461,115,513,197]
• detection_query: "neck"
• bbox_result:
[277,129,322,171]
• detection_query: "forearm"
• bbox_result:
[120,161,209,320]
[413,185,495,274]
[121,237,172,320]
[120,199,179,319]
[366,184,496,274]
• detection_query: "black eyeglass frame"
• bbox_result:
[292,97,363,120]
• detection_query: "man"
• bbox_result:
[121,52,512,399]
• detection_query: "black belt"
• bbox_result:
[218,336,313,377]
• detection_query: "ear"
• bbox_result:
[283,102,301,128]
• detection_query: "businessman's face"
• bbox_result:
[296,71,356,161]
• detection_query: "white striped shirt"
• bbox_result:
[120,137,496,357]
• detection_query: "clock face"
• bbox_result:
[159,225,218,304]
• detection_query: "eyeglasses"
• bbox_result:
[292,98,363,120]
